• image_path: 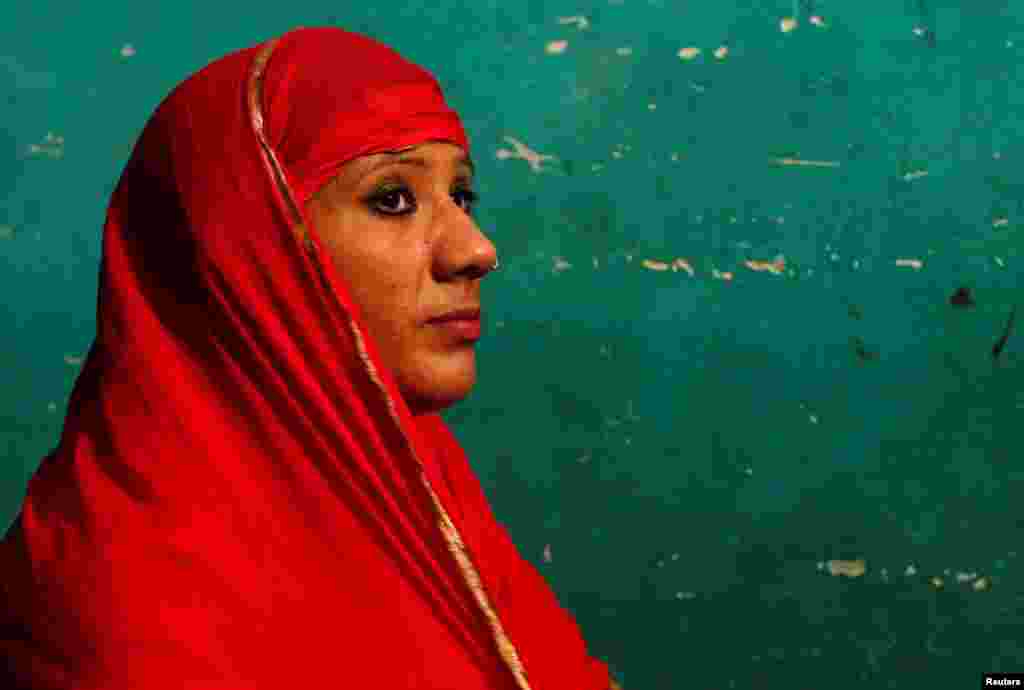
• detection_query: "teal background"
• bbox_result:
[3,1,1023,688]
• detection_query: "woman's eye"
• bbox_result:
[372,188,414,215]
[453,188,478,214]
[370,186,479,216]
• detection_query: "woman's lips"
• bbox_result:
[429,317,481,341]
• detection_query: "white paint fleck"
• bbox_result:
[545,40,569,55]
[616,46,633,56]
[773,158,840,168]
[713,45,729,60]
[543,544,553,563]
[678,47,701,60]
[780,17,797,33]
[895,258,923,270]
[120,43,136,58]
[905,564,917,576]
[496,136,558,172]
[28,131,65,159]
[557,15,590,30]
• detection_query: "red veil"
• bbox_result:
[0,27,610,690]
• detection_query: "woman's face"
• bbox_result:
[305,141,497,417]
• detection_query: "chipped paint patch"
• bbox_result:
[744,255,786,275]
[826,559,866,578]
[672,258,694,276]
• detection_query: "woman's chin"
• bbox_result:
[402,350,477,415]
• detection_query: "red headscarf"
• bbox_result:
[0,27,610,690]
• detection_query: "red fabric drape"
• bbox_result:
[0,27,610,690]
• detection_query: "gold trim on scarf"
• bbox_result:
[247,32,532,690]
[248,36,313,250]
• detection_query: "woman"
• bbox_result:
[0,27,621,690]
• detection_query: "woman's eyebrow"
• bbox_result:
[361,154,475,178]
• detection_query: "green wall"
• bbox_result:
[2,1,1022,687]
